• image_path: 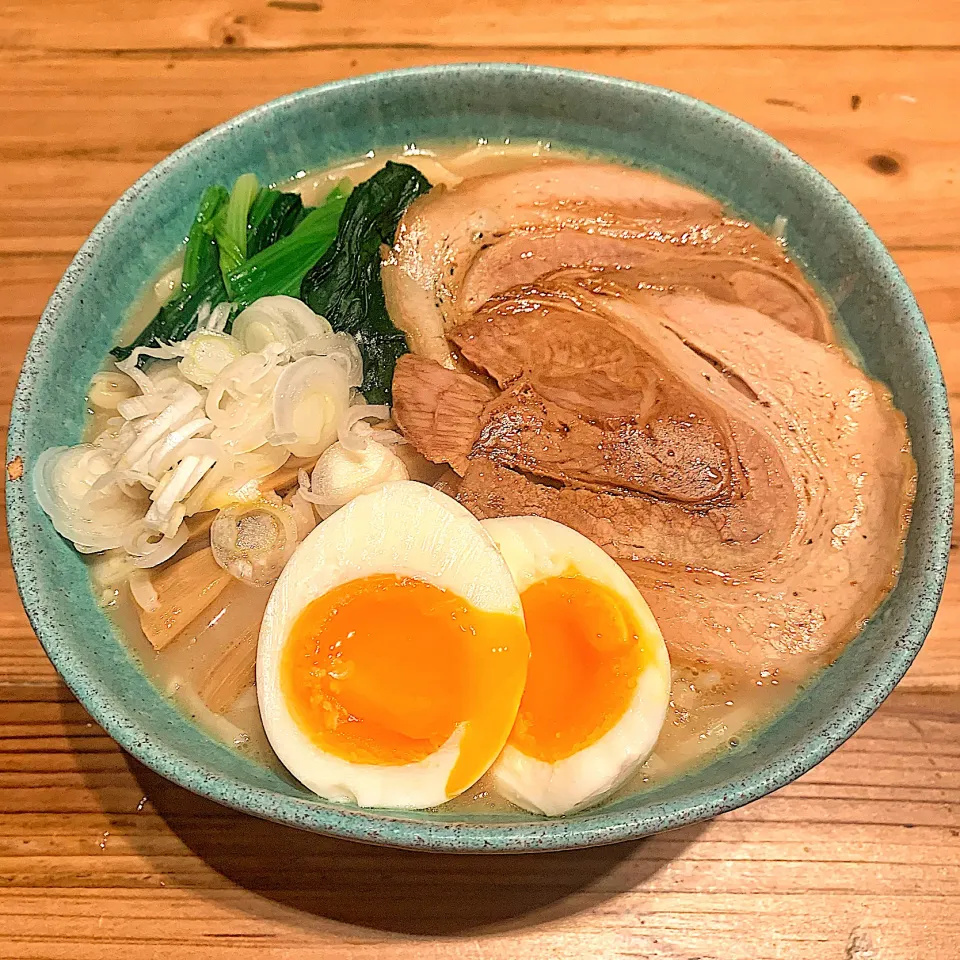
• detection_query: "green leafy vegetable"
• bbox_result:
[112,271,229,362]
[247,188,280,235]
[181,185,227,290]
[246,189,306,258]
[113,163,424,375]
[215,173,259,281]
[112,186,231,361]
[227,182,350,308]
[300,162,431,403]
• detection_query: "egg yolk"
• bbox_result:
[509,575,645,763]
[281,574,529,796]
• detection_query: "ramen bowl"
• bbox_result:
[7,64,952,852]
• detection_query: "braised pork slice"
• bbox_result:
[382,160,831,369]
[391,355,495,474]
[392,274,914,678]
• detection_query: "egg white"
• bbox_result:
[481,516,671,816]
[257,480,524,809]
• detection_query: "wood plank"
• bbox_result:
[3,47,959,251]
[0,688,956,958]
[1,0,959,51]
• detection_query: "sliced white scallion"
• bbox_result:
[148,454,216,523]
[272,355,351,458]
[117,393,174,421]
[298,438,409,519]
[88,371,138,411]
[126,523,190,569]
[232,295,334,353]
[195,300,233,334]
[120,385,204,473]
[34,445,148,554]
[178,331,245,387]
[210,498,299,587]
[337,403,390,453]
[147,418,215,476]
[115,343,185,394]
[35,291,370,567]
[128,569,160,613]
[192,443,290,513]
[211,395,277,455]
[286,331,364,388]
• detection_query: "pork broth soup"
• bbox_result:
[37,141,914,816]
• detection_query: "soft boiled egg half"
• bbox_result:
[256,480,529,809]
[482,516,671,816]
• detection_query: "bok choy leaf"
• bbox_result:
[226,181,350,308]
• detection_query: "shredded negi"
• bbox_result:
[39,162,430,574]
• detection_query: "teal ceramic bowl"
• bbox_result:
[7,64,953,852]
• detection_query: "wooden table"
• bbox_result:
[2,3,959,957]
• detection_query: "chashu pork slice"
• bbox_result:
[382,160,831,369]
[392,274,914,679]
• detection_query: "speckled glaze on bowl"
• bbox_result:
[7,64,953,852]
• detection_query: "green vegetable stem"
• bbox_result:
[227,181,350,308]
[214,173,259,281]
[112,185,231,361]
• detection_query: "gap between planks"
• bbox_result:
[7,44,960,56]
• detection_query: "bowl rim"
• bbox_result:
[7,62,954,852]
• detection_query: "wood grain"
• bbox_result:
[2,0,959,50]
[1,4,958,958]
[3,48,960,252]
[0,685,957,959]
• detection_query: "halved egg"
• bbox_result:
[257,481,529,809]
[481,516,671,816]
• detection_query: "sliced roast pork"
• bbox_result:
[386,163,914,680]
[393,274,914,678]
[382,160,831,369]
